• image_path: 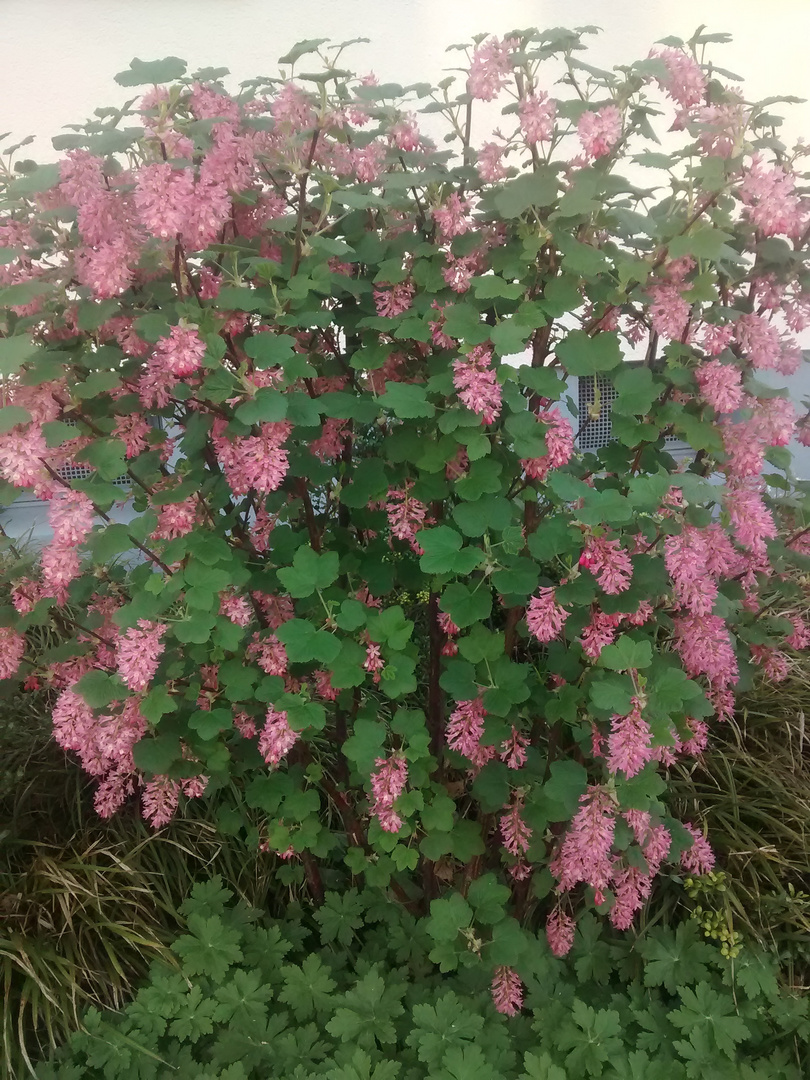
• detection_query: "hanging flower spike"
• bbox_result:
[491,966,524,1016]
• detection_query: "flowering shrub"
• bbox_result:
[38,876,810,1079]
[1,27,810,1007]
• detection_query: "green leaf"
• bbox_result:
[342,717,386,774]
[426,894,473,942]
[114,56,188,86]
[556,330,622,375]
[494,169,559,218]
[521,1051,568,1080]
[189,707,232,741]
[452,495,512,537]
[598,635,653,671]
[132,735,181,775]
[243,332,297,369]
[313,889,365,947]
[171,914,243,982]
[0,405,32,433]
[0,334,37,377]
[667,224,734,262]
[278,38,329,65]
[139,685,177,724]
[612,365,658,416]
[341,458,388,508]
[235,387,288,425]
[276,619,341,663]
[379,382,435,419]
[440,582,492,628]
[75,669,128,708]
[277,546,339,597]
[279,954,337,1020]
[467,873,510,925]
[417,527,484,575]
[470,276,523,300]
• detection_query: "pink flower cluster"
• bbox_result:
[369,752,408,832]
[521,408,574,481]
[452,345,502,425]
[116,620,167,692]
[258,707,299,766]
[212,418,292,496]
[526,587,569,643]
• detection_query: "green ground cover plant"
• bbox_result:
[36,876,810,1079]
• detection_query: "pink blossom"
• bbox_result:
[526,587,569,643]
[452,345,501,424]
[578,105,622,159]
[216,592,251,627]
[385,482,428,552]
[579,609,621,659]
[310,418,349,461]
[701,323,734,356]
[519,91,556,144]
[370,753,408,833]
[580,536,632,594]
[499,727,528,770]
[446,696,487,762]
[363,641,385,683]
[665,524,720,615]
[233,710,258,738]
[142,775,181,828]
[0,626,25,679]
[433,193,472,241]
[725,479,777,555]
[0,425,50,492]
[521,408,574,480]
[786,615,810,650]
[652,47,707,109]
[609,864,653,930]
[374,281,415,318]
[735,312,782,370]
[695,97,748,157]
[467,37,514,101]
[550,785,616,903]
[247,632,288,676]
[606,698,653,778]
[114,414,151,458]
[389,114,421,151]
[477,142,508,183]
[152,498,199,541]
[253,592,294,628]
[353,142,386,183]
[751,644,789,682]
[673,612,739,689]
[258,707,299,766]
[500,792,532,856]
[153,325,207,378]
[680,823,715,876]
[271,83,316,128]
[48,489,95,546]
[116,619,167,691]
[546,908,575,957]
[647,277,691,341]
[739,157,803,237]
[313,669,338,701]
[212,418,292,496]
[695,360,743,414]
[40,543,81,604]
[491,966,523,1016]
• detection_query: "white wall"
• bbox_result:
[3,0,810,158]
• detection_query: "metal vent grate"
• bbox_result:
[576,373,689,453]
[58,421,130,489]
[577,374,619,451]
